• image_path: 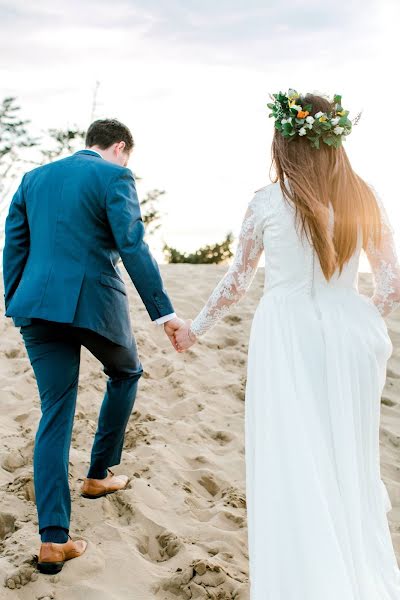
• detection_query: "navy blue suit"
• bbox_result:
[2,150,174,536]
[3,149,174,347]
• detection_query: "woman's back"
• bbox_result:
[243,180,400,321]
[256,181,360,293]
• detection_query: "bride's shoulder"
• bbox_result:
[249,182,280,210]
[244,183,277,225]
[252,183,276,201]
[247,181,289,224]
[252,181,282,201]
[253,181,278,195]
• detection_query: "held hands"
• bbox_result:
[163,317,197,353]
[174,319,197,353]
[164,317,185,351]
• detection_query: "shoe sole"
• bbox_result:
[37,561,64,574]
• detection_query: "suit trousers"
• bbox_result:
[19,318,143,533]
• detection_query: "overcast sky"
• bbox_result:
[1,0,399,263]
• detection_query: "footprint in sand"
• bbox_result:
[194,456,208,463]
[137,529,183,562]
[222,336,239,348]
[223,315,242,325]
[4,556,38,589]
[1,440,34,473]
[141,413,157,422]
[157,558,245,599]
[164,373,187,399]
[0,512,16,540]
[156,531,183,560]
[184,494,217,522]
[1,451,26,473]
[123,423,150,449]
[207,428,234,445]
[4,346,25,359]
[220,510,246,529]
[225,381,246,400]
[221,486,247,509]
[143,358,174,380]
[197,472,221,497]
[223,354,246,369]
[5,473,35,503]
[105,492,135,526]
[382,396,397,407]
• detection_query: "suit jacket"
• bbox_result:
[2,149,174,348]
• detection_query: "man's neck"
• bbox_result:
[86,147,104,159]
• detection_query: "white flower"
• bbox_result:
[291,104,302,112]
[307,123,313,129]
[305,116,315,124]
[281,118,287,124]
[333,126,344,135]
[315,111,324,119]
[298,127,307,136]
[331,117,340,126]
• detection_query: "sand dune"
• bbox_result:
[0,264,399,599]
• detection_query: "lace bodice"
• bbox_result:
[190,184,400,337]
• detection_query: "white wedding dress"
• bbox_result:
[190,181,400,600]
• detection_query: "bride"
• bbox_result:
[174,90,400,599]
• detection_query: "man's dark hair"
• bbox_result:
[85,118,134,152]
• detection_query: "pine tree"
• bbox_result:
[163,233,233,264]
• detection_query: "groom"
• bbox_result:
[2,119,183,574]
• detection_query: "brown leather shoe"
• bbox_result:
[37,536,87,574]
[81,468,129,499]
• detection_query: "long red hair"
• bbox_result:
[270,93,382,280]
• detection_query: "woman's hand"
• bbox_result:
[174,319,197,352]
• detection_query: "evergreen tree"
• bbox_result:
[164,232,233,264]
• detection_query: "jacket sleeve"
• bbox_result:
[2,175,30,311]
[105,169,174,320]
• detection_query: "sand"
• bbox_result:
[0,264,399,599]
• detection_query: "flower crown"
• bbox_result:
[267,89,361,149]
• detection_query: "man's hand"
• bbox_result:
[174,319,197,352]
[164,317,185,351]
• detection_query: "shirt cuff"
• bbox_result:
[154,312,177,325]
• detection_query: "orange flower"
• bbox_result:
[297,110,309,119]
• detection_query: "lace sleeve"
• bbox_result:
[189,192,267,337]
[365,190,400,317]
